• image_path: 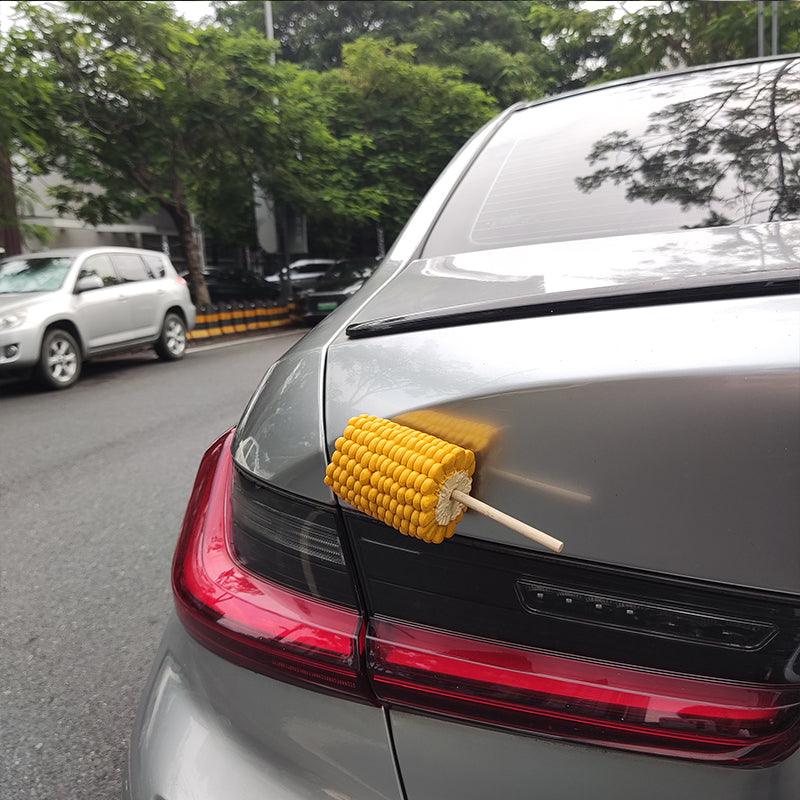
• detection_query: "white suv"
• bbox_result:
[0,247,196,389]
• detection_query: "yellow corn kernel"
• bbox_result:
[325,415,476,544]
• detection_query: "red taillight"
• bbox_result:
[175,275,187,286]
[174,431,800,766]
[172,430,370,698]
[367,619,800,766]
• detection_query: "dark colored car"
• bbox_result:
[297,258,379,324]
[181,266,279,305]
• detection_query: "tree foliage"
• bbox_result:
[212,0,615,104]
[4,0,800,268]
[604,1,800,81]
[0,24,58,252]
[315,38,495,236]
[13,1,378,301]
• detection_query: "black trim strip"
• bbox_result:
[346,277,800,339]
[344,513,800,684]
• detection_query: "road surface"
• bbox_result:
[0,331,304,799]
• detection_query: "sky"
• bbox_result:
[0,1,214,29]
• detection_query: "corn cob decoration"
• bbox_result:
[325,414,564,553]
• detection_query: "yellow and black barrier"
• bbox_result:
[188,301,298,342]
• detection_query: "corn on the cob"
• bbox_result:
[324,414,476,544]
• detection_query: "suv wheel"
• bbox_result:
[37,328,82,390]
[155,313,187,361]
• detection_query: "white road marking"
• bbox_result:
[188,330,303,354]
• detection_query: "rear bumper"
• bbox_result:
[128,615,402,800]
[131,618,800,800]
[391,710,800,800]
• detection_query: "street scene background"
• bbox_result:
[1,1,797,797]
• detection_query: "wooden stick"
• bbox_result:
[451,490,565,554]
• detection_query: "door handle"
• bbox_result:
[156,289,165,295]
[118,294,128,301]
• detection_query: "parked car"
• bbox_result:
[0,247,195,389]
[297,257,379,324]
[266,258,337,294]
[130,58,800,800]
[180,265,279,305]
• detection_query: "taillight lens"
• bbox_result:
[368,619,800,766]
[174,430,800,765]
[172,430,370,699]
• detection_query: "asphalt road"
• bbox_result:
[0,331,304,800]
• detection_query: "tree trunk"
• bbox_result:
[165,203,211,307]
[0,142,23,257]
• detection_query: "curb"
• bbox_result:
[188,301,298,341]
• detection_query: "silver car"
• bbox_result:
[0,247,195,389]
[130,58,800,800]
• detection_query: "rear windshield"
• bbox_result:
[423,59,800,257]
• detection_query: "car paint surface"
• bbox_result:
[348,222,800,325]
[129,618,403,800]
[390,711,800,800]
[324,292,800,593]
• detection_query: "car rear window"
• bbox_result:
[423,59,800,257]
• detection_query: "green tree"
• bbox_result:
[16,0,374,304]
[603,1,800,81]
[17,0,227,302]
[212,1,616,105]
[316,38,496,240]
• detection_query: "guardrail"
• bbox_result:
[188,301,298,341]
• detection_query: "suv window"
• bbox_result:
[423,59,800,257]
[143,254,166,278]
[80,254,120,286]
[112,253,150,282]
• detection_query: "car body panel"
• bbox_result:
[325,292,800,593]
[235,340,334,504]
[116,278,162,338]
[347,221,800,327]
[129,617,403,800]
[389,711,800,800]
[74,281,134,348]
